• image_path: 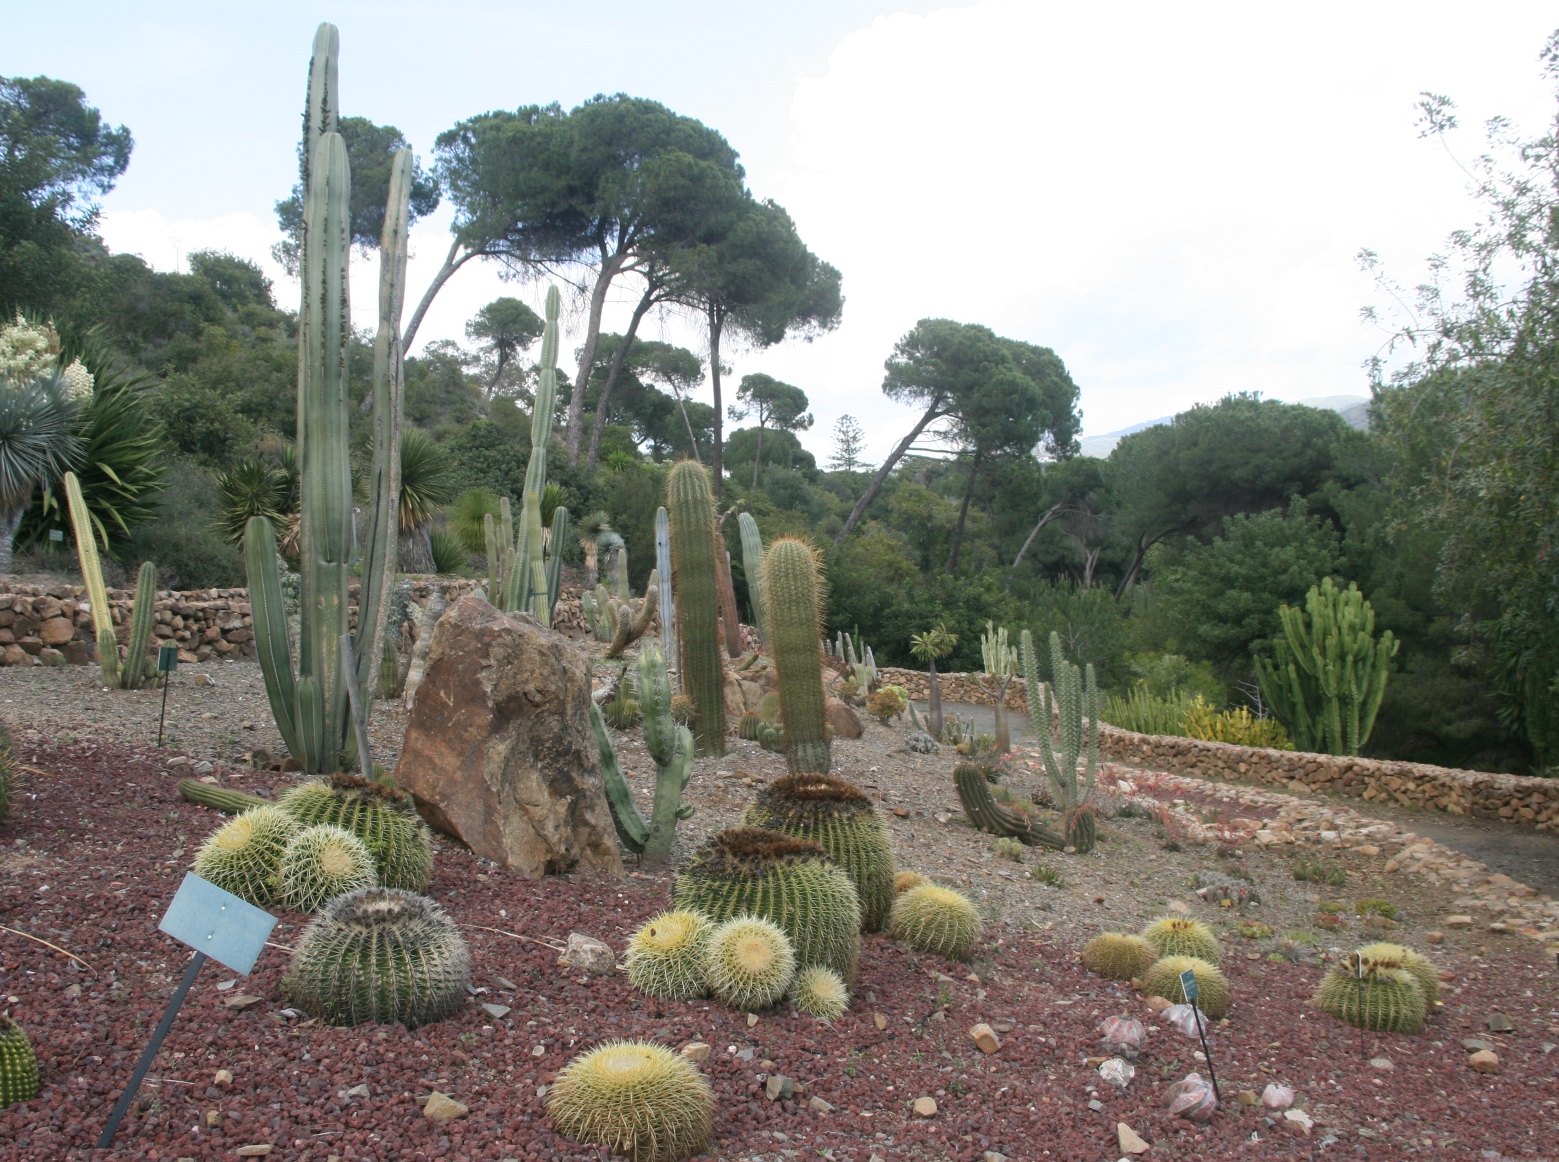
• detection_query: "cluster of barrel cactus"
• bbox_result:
[1313,943,1439,1033]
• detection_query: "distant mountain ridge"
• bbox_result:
[1077,395,1369,458]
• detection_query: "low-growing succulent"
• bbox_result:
[1142,917,1223,964]
[890,884,981,961]
[284,887,470,1028]
[741,773,895,932]
[1355,898,1397,920]
[1191,870,1260,908]
[994,837,1025,862]
[0,1016,39,1108]
[1141,956,1230,1019]
[790,965,849,1021]
[894,870,929,895]
[738,712,763,741]
[278,825,378,913]
[1313,952,1425,1033]
[277,776,433,892]
[904,730,938,754]
[1080,933,1157,981]
[673,829,861,981]
[626,912,712,1002]
[192,805,300,906]
[1237,921,1274,940]
[1358,942,1440,1007]
[546,1040,714,1162]
[1292,857,1346,887]
[704,916,796,1011]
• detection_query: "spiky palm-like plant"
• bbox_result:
[0,371,81,571]
[447,487,502,556]
[741,772,895,933]
[909,623,957,741]
[284,887,470,1027]
[546,1040,715,1162]
[217,459,289,544]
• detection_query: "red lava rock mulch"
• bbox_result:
[2,740,1557,1160]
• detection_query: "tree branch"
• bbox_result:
[834,397,947,544]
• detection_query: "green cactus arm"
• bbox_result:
[63,471,119,686]
[953,765,1064,850]
[639,642,676,768]
[1355,630,1397,752]
[737,512,767,648]
[483,512,500,595]
[1020,628,1044,737]
[763,538,829,774]
[546,506,570,616]
[355,147,413,702]
[591,700,649,854]
[294,675,325,774]
[244,515,301,759]
[667,462,725,755]
[655,505,675,661]
[178,780,275,814]
[120,560,157,689]
[643,722,695,864]
[606,576,658,658]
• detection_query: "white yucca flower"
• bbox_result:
[0,316,61,389]
[59,360,94,402]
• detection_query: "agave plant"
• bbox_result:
[578,510,612,587]
[0,371,82,571]
[397,429,456,573]
[447,487,502,556]
[217,459,290,543]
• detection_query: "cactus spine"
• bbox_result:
[284,886,471,1028]
[546,1040,715,1162]
[246,24,409,772]
[595,644,695,864]
[737,512,766,649]
[0,1016,39,1108]
[62,470,117,685]
[1022,629,1099,852]
[666,461,724,754]
[762,538,829,773]
[1256,578,1399,756]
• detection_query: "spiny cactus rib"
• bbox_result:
[626,912,711,1002]
[546,1040,715,1162]
[278,824,378,913]
[890,884,981,961]
[741,772,895,933]
[1142,956,1230,1019]
[63,471,118,686]
[762,538,829,774]
[704,916,796,1011]
[655,505,676,662]
[193,805,300,907]
[277,777,433,892]
[666,462,725,755]
[1142,917,1223,964]
[546,505,570,617]
[284,887,470,1028]
[245,516,300,758]
[1313,954,1424,1033]
[0,1016,40,1108]
[179,780,275,814]
[790,965,849,1021]
[738,712,763,740]
[1081,933,1158,981]
[673,828,860,982]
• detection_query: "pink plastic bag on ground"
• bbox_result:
[1165,1072,1218,1122]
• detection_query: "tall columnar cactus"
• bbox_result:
[0,1016,39,1108]
[277,776,433,892]
[742,773,895,933]
[1022,629,1099,852]
[673,828,861,981]
[595,644,695,864]
[655,505,676,665]
[1255,578,1399,756]
[978,621,1019,754]
[246,24,411,773]
[737,512,767,649]
[546,505,570,616]
[666,461,724,754]
[119,560,158,689]
[284,886,471,1028]
[62,470,117,686]
[713,523,743,658]
[762,538,829,774]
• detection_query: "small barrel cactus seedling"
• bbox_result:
[546,1040,715,1162]
[741,772,895,933]
[673,828,861,981]
[193,805,301,906]
[284,887,471,1028]
[1141,956,1231,1019]
[278,824,378,913]
[278,776,433,892]
[705,915,796,1011]
[0,1016,39,1108]
[1358,942,1440,1007]
[993,837,1025,863]
[738,712,763,741]
[625,911,712,1002]
[1080,932,1158,981]
[890,883,981,961]
[790,965,849,1022]
[1142,917,1223,964]
[894,870,929,895]
[1313,951,1425,1033]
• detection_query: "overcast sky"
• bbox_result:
[7,1,1558,461]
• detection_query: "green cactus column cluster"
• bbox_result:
[1022,629,1100,852]
[762,537,829,774]
[1256,578,1398,756]
[666,461,725,754]
[120,561,158,689]
[737,512,766,650]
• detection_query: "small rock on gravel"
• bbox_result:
[482,1002,512,1018]
[969,1022,1001,1053]
[1469,1049,1501,1073]
[1463,1038,1497,1053]
[808,1096,834,1113]
[765,1075,794,1101]
[1284,1108,1314,1135]
[680,1042,711,1061]
[236,1148,273,1157]
[1369,1056,1394,1071]
[557,932,615,974]
[1118,1123,1151,1154]
[914,1096,938,1117]
[1488,1013,1516,1032]
[422,1092,470,1121]
[345,1083,371,1099]
[1445,915,1474,927]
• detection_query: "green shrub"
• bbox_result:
[1355,898,1397,919]
[1102,686,1196,735]
[1181,698,1293,749]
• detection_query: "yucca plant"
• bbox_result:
[427,526,467,574]
[0,370,81,571]
[447,487,502,556]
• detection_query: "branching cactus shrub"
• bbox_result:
[673,828,860,981]
[977,621,1019,754]
[278,824,379,913]
[193,805,301,906]
[740,773,895,933]
[547,1040,715,1162]
[666,461,724,754]
[0,1016,39,1108]
[595,644,695,864]
[284,886,471,1027]
[278,775,433,892]
[762,538,829,773]
[1022,629,1099,852]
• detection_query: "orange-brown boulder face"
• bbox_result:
[395,594,623,878]
[825,696,864,740]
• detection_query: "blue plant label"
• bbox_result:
[1179,969,1200,1003]
[157,643,178,672]
[48,529,64,542]
[158,873,277,975]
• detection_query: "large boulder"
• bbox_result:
[395,594,623,878]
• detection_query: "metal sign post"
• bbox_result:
[155,643,178,747]
[97,873,277,1148]
[1179,968,1221,1102]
